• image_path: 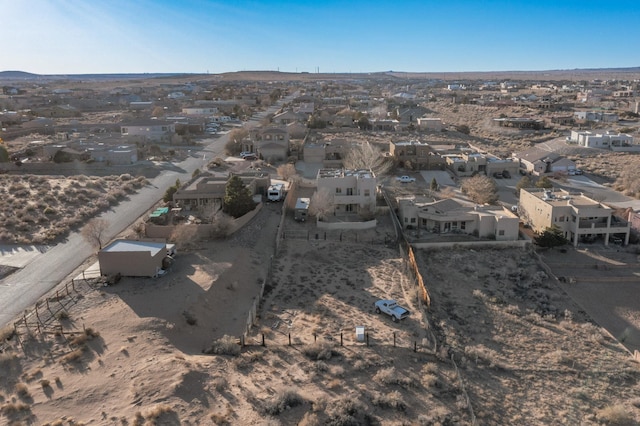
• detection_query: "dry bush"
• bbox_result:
[61,348,85,364]
[371,390,406,411]
[205,335,240,356]
[302,342,335,361]
[211,377,227,392]
[39,379,51,389]
[262,390,304,416]
[597,404,633,425]
[0,401,30,415]
[14,382,30,399]
[373,366,417,388]
[144,404,175,421]
[210,403,234,425]
[0,325,15,341]
[326,398,370,425]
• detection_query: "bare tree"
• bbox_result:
[460,175,499,204]
[209,211,233,239]
[616,164,640,197]
[277,163,298,182]
[81,218,110,250]
[343,142,393,177]
[309,189,335,221]
[224,128,250,155]
[170,224,199,250]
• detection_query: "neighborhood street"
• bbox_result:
[0,95,293,328]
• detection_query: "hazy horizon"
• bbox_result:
[5,0,640,75]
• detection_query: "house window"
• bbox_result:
[410,218,416,223]
[345,205,354,212]
[162,126,168,131]
[364,189,370,197]
[498,230,505,236]
[461,221,466,230]
[335,188,342,194]
[347,188,353,196]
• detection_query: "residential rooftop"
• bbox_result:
[317,168,375,179]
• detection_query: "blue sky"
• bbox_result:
[3,0,639,74]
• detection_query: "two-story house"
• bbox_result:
[519,188,630,246]
[389,140,445,170]
[248,127,289,161]
[316,168,377,216]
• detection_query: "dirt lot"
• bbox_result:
[1,198,640,424]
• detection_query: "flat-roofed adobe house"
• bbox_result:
[397,198,519,241]
[121,120,175,142]
[519,188,630,247]
[98,240,171,277]
[316,168,377,216]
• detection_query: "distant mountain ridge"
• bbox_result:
[1,66,639,82]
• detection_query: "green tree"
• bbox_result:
[163,179,182,203]
[0,145,9,162]
[430,178,439,192]
[515,175,533,197]
[223,175,256,218]
[192,168,201,178]
[534,225,568,248]
[536,176,553,189]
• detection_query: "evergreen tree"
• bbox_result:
[430,178,439,192]
[534,226,568,248]
[515,175,533,197]
[223,175,256,218]
[536,176,553,189]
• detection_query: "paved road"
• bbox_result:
[0,94,295,327]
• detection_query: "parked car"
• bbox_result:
[239,151,254,158]
[375,299,410,322]
[610,236,623,245]
[502,170,511,179]
[574,169,584,175]
[243,154,257,161]
[493,172,503,179]
[396,175,416,183]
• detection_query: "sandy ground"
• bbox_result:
[2,198,640,425]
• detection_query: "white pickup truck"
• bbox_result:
[396,175,416,183]
[374,299,410,322]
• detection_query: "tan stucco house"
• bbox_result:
[519,188,630,246]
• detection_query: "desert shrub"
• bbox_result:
[373,366,417,388]
[205,335,240,356]
[61,348,85,364]
[14,382,30,399]
[597,404,633,425]
[263,390,304,416]
[40,379,51,388]
[118,173,133,182]
[0,325,15,341]
[0,401,30,415]
[212,377,227,392]
[302,342,336,361]
[326,399,370,426]
[144,404,175,420]
[371,390,406,411]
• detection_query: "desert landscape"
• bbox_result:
[1,200,640,425]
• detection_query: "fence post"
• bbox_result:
[366,332,369,347]
[240,335,245,347]
[35,304,41,323]
[288,333,291,346]
[393,332,396,347]
[72,279,75,292]
[414,341,417,352]
[46,299,52,315]
[65,281,69,295]
[340,333,343,346]
[313,333,317,342]
[262,333,265,347]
